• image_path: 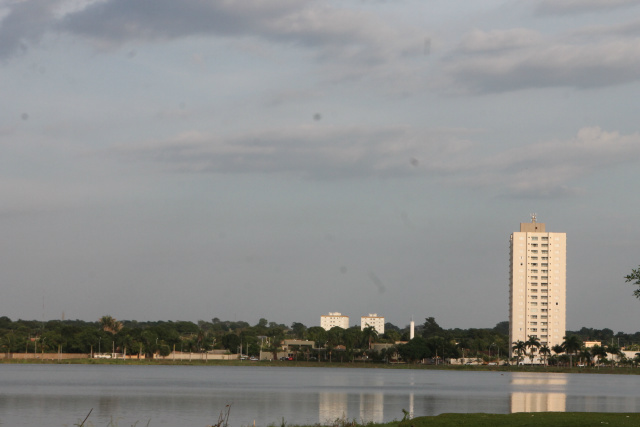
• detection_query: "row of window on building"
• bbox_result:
[320,312,385,334]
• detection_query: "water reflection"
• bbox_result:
[319,392,347,422]
[510,373,567,413]
[6,366,640,427]
[359,393,384,423]
[319,393,384,423]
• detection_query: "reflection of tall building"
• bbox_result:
[319,393,347,423]
[511,392,566,412]
[510,374,567,413]
[318,393,385,424]
[509,216,566,358]
[359,394,384,423]
[409,393,414,419]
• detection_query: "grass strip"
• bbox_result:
[396,412,640,427]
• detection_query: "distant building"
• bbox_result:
[583,341,602,348]
[509,215,566,360]
[320,312,349,330]
[361,314,385,334]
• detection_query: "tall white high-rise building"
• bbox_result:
[509,216,566,359]
[320,312,349,330]
[360,314,385,334]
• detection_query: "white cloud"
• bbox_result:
[458,29,543,53]
[443,27,640,93]
[534,0,640,15]
[111,122,640,198]
[445,126,640,197]
[0,0,426,89]
[112,125,475,179]
[57,0,422,70]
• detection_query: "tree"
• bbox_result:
[512,340,526,365]
[306,326,327,348]
[562,335,583,368]
[221,333,241,353]
[591,345,607,366]
[361,326,378,350]
[99,315,122,334]
[398,337,431,363]
[326,327,344,348]
[383,330,401,343]
[158,344,171,357]
[539,345,551,366]
[422,317,443,339]
[525,335,541,364]
[579,348,593,366]
[493,321,509,336]
[606,344,622,366]
[625,265,640,298]
[291,322,307,340]
[343,327,362,351]
[552,344,564,356]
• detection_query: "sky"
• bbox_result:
[2,0,640,334]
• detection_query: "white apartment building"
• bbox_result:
[509,216,566,359]
[360,314,385,334]
[320,312,349,330]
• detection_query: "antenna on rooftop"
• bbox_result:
[531,213,537,223]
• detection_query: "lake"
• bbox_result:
[1,364,640,427]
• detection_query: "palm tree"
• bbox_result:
[605,344,622,366]
[99,315,122,334]
[633,353,640,368]
[361,326,378,350]
[578,348,593,366]
[591,345,607,366]
[525,336,541,364]
[512,340,526,365]
[539,345,551,366]
[562,335,583,368]
[552,344,564,355]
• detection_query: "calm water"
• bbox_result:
[1,364,640,427]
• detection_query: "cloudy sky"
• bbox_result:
[2,0,640,333]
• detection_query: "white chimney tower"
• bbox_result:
[410,317,415,340]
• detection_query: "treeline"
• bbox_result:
[565,327,640,349]
[2,314,640,363]
[0,315,507,361]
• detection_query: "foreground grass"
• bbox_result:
[66,412,640,427]
[392,412,640,427]
[293,413,640,427]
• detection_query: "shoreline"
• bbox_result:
[2,357,639,375]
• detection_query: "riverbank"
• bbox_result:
[285,413,640,427]
[393,413,640,427]
[2,357,639,375]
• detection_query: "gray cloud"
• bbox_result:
[112,126,474,180]
[57,0,420,70]
[443,28,640,93]
[113,123,640,198]
[59,0,297,44]
[457,29,543,53]
[0,0,64,59]
[445,126,640,197]
[574,18,640,38]
[534,0,640,15]
[1,0,424,87]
